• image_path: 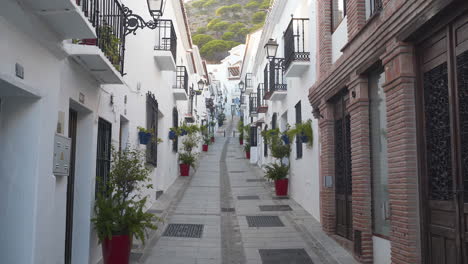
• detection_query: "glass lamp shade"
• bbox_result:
[264,38,279,59]
[239,80,245,91]
[147,0,164,18]
[198,79,205,90]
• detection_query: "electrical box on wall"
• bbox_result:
[53,134,71,176]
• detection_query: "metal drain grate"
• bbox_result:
[259,205,292,211]
[246,179,266,182]
[162,224,204,238]
[259,249,314,264]
[237,195,260,200]
[229,170,246,173]
[246,216,284,227]
[147,209,163,214]
[221,207,235,212]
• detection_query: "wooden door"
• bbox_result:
[419,12,468,264]
[334,90,352,240]
[65,109,78,264]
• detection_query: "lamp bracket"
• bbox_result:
[123,5,159,36]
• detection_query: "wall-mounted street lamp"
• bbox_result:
[123,0,166,36]
[264,38,279,60]
[198,79,205,90]
[239,80,245,92]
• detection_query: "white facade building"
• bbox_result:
[240,0,321,220]
[0,0,209,263]
[207,44,245,121]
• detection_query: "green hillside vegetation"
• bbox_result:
[186,0,271,62]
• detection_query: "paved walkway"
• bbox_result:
[134,120,357,264]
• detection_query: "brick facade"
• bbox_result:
[309,0,468,263]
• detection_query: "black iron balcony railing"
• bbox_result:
[249,93,258,115]
[264,58,287,100]
[76,0,126,74]
[245,73,253,90]
[154,19,177,62]
[284,18,310,71]
[175,66,188,94]
[257,83,268,113]
[240,92,245,105]
[369,0,383,17]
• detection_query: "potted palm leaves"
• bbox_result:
[237,120,244,145]
[264,162,290,196]
[92,147,158,264]
[178,124,200,176]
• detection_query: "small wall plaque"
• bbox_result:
[15,63,24,79]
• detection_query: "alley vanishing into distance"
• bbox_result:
[132,119,356,264]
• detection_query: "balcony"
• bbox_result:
[64,0,125,84]
[249,93,258,117]
[256,83,268,113]
[173,66,188,101]
[245,73,254,94]
[154,20,177,71]
[264,58,287,101]
[22,0,96,40]
[284,18,310,78]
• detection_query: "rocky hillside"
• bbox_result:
[185,0,271,62]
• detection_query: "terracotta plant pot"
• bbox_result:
[180,163,190,176]
[202,144,208,152]
[239,138,243,145]
[211,136,215,143]
[246,151,250,159]
[102,234,132,264]
[275,178,289,196]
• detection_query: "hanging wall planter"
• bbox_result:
[281,134,290,145]
[180,129,188,136]
[138,131,152,145]
[300,133,309,143]
[168,130,177,140]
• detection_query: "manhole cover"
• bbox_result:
[162,224,204,238]
[221,207,235,212]
[237,195,260,200]
[246,179,265,182]
[246,216,284,227]
[230,171,246,173]
[259,249,313,264]
[259,205,292,211]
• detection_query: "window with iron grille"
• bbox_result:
[96,118,112,197]
[146,92,159,166]
[295,101,303,159]
[172,107,178,152]
[331,0,346,32]
[250,126,258,147]
[367,0,382,18]
[264,125,268,157]
[272,113,277,129]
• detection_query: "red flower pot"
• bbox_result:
[239,139,243,145]
[211,137,215,143]
[180,163,190,176]
[245,151,250,159]
[202,144,208,152]
[275,179,289,196]
[102,234,132,264]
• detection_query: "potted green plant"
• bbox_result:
[264,162,290,196]
[137,127,153,145]
[178,128,200,176]
[244,143,251,159]
[237,120,244,145]
[202,136,210,152]
[92,147,159,264]
[292,120,314,148]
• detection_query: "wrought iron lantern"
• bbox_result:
[123,0,166,36]
[239,80,245,92]
[264,38,279,60]
[198,79,205,90]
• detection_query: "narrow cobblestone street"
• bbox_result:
[134,120,356,264]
